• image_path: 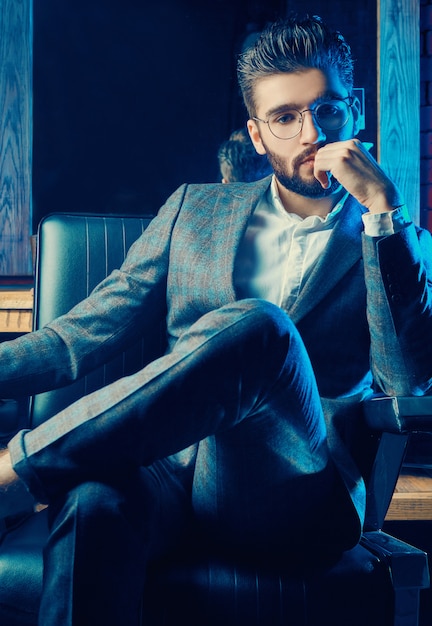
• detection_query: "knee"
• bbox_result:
[173,299,305,385]
[236,298,292,326]
[228,298,299,346]
[232,300,314,383]
[207,298,297,340]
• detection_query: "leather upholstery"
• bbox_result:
[0,510,47,626]
[143,542,395,626]
[31,213,162,426]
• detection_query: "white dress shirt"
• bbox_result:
[234,176,411,309]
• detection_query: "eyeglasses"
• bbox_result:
[253,97,354,140]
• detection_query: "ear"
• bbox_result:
[350,96,362,137]
[247,119,267,155]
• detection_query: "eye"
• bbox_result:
[318,102,342,117]
[272,110,299,125]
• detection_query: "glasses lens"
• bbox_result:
[316,100,349,131]
[268,110,302,139]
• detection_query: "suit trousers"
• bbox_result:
[12,299,354,626]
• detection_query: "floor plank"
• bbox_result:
[386,468,432,521]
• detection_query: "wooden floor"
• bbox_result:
[386,467,432,521]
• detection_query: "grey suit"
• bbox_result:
[1,177,432,625]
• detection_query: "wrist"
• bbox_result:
[365,185,404,214]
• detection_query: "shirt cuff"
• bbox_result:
[362,205,412,236]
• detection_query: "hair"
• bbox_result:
[217,127,272,183]
[237,15,354,117]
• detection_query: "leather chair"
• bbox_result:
[0,212,430,626]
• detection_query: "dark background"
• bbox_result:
[32,0,377,229]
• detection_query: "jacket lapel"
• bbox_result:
[211,177,273,304]
[288,196,367,324]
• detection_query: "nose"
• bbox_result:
[300,109,326,144]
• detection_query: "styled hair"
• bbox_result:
[237,15,354,117]
[217,127,272,183]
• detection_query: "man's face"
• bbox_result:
[247,68,359,198]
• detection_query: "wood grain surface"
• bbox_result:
[378,0,420,223]
[0,0,32,276]
[386,468,432,521]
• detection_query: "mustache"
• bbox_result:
[292,145,326,170]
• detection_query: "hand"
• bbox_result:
[314,139,404,213]
[0,447,18,489]
[0,447,34,520]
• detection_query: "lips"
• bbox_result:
[297,150,318,167]
[292,149,319,172]
[300,157,315,166]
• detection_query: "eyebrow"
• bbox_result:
[264,90,348,118]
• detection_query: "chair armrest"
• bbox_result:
[360,532,429,626]
[363,395,432,530]
[361,530,430,589]
[363,396,432,433]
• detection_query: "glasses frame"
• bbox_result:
[253,96,354,140]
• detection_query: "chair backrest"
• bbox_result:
[30,212,164,427]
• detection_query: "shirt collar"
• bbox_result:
[269,175,348,228]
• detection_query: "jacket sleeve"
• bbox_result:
[0,184,188,398]
[363,223,432,396]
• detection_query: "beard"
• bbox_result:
[264,144,341,198]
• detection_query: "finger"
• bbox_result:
[313,151,333,188]
[314,169,331,188]
[321,171,332,189]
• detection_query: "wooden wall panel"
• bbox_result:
[0,0,32,276]
[378,0,420,223]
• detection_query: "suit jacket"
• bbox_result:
[2,176,432,528]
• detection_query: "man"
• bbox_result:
[1,14,432,626]
[217,127,272,182]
